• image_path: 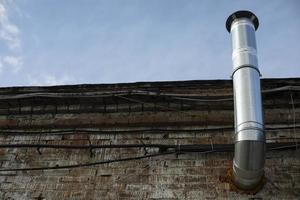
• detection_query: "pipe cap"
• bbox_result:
[226,10,259,32]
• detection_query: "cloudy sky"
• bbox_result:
[0,0,299,86]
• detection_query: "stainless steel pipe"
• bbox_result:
[226,11,265,190]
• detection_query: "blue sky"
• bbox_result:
[0,0,299,86]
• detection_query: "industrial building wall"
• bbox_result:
[0,79,299,199]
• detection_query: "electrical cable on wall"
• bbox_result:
[0,85,299,100]
[0,142,298,172]
[0,125,299,136]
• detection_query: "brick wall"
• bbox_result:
[0,79,299,199]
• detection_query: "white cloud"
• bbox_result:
[0,2,21,50]
[43,74,73,85]
[2,55,23,72]
[0,2,23,76]
[27,74,74,86]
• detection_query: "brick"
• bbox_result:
[0,79,299,199]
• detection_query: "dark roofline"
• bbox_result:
[0,78,299,95]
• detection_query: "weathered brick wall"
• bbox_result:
[0,79,299,199]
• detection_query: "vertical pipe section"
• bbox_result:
[226,11,265,190]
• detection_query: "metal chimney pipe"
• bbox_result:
[226,11,265,190]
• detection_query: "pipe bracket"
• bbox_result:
[231,65,261,78]
[235,129,265,142]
